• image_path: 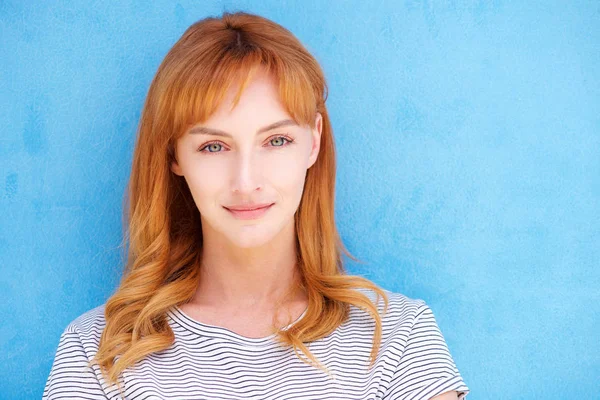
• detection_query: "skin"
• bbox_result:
[171,69,322,338]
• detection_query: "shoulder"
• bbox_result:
[353,286,426,308]
[352,286,429,327]
[60,304,107,348]
[65,304,107,332]
[43,305,113,399]
[355,288,471,399]
[341,286,436,348]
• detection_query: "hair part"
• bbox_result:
[91,10,389,390]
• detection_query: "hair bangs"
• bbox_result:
[165,46,319,141]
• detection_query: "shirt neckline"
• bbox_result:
[167,305,309,345]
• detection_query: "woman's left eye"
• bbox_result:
[197,135,294,154]
[269,136,292,147]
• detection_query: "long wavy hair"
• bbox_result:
[93,10,389,389]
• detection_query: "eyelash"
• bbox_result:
[196,134,295,154]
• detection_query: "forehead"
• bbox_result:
[185,71,299,138]
[210,71,288,121]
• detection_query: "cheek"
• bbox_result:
[266,152,309,195]
[182,165,224,204]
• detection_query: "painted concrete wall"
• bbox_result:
[1,1,598,398]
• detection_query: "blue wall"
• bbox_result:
[1,1,598,398]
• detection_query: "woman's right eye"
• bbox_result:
[197,142,224,154]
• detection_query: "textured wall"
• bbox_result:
[1,1,598,398]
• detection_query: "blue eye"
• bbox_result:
[269,136,289,147]
[202,143,223,153]
[197,135,294,154]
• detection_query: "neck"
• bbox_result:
[192,217,304,311]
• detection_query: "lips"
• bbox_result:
[224,203,273,211]
[223,203,274,220]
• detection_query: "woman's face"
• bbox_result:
[171,71,322,249]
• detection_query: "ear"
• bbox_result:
[171,159,184,176]
[307,112,323,169]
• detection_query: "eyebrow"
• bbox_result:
[188,119,298,138]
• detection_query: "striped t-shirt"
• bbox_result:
[43,288,470,399]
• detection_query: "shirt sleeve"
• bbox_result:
[383,303,470,400]
[42,328,111,399]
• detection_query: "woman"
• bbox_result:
[43,11,469,400]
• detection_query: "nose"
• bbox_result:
[230,150,263,195]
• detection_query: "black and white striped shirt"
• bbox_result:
[43,289,470,399]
